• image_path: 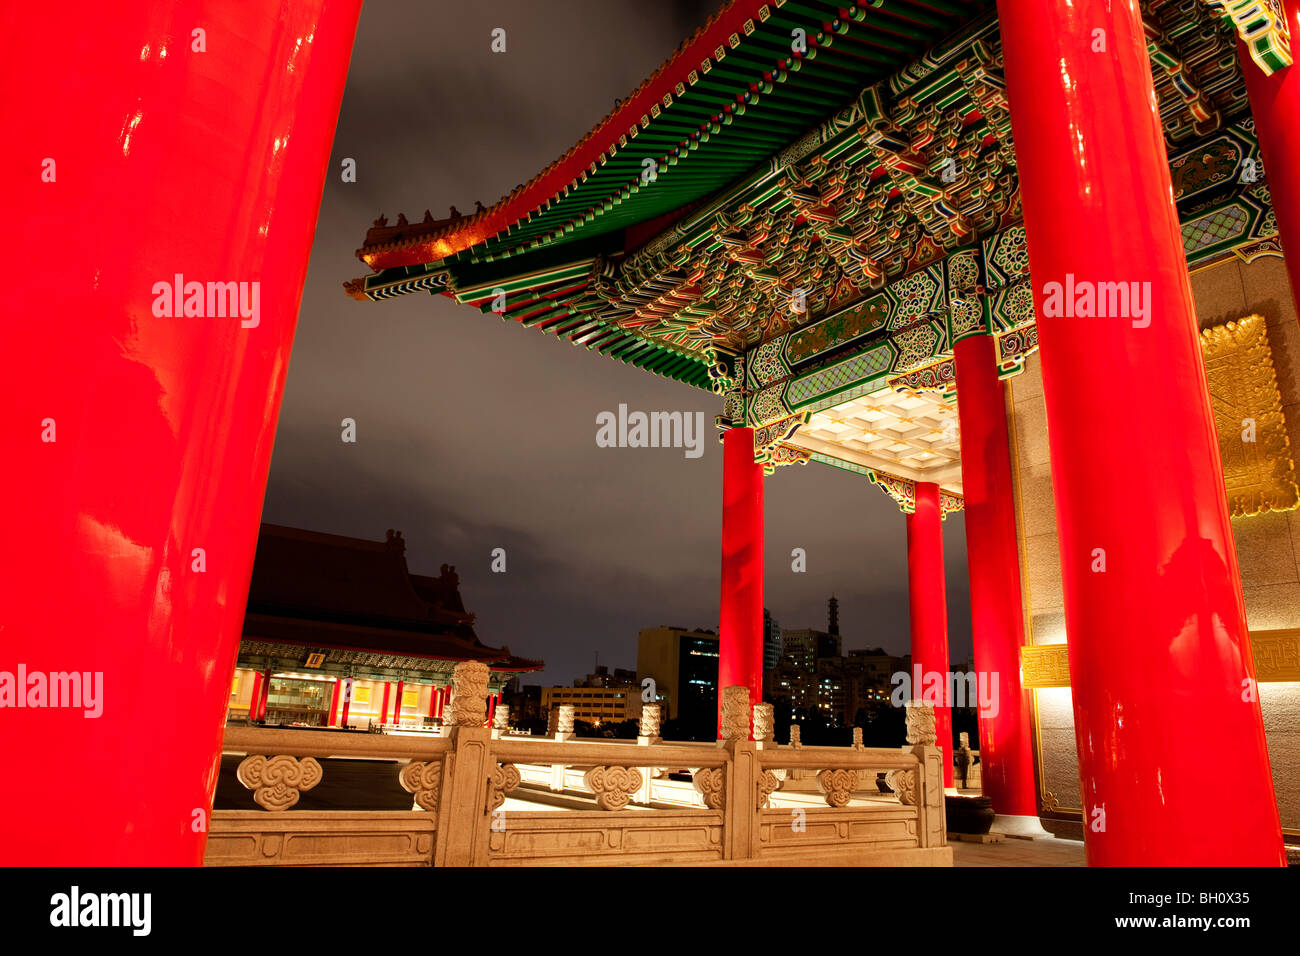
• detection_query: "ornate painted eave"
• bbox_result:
[352,0,996,273]
[345,0,1285,476]
[1203,0,1294,75]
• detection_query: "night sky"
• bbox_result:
[261,0,974,685]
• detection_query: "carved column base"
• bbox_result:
[990,814,1054,840]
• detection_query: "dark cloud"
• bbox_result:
[264,0,974,684]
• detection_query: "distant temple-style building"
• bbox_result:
[229,524,541,728]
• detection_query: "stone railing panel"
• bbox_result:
[236,755,322,811]
[399,760,443,812]
[584,766,644,811]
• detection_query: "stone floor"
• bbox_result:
[953,835,1087,866]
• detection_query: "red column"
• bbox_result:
[428,685,438,719]
[328,680,341,728]
[905,482,953,789]
[435,686,446,719]
[1240,1,1300,314]
[998,0,1284,865]
[258,669,273,723]
[954,333,1038,821]
[1,0,362,865]
[488,693,498,727]
[248,672,263,723]
[393,680,404,723]
[380,682,391,725]
[718,427,764,737]
[340,679,352,729]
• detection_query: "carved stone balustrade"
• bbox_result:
[210,720,949,867]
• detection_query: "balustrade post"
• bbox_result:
[635,704,662,805]
[720,686,759,860]
[904,702,946,849]
[433,662,495,867]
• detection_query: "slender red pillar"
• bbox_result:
[954,333,1038,821]
[328,679,341,728]
[340,679,352,729]
[905,483,954,788]
[428,685,438,719]
[998,0,1284,865]
[249,672,263,723]
[1,0,362,865]
[487,693,498,728]
[393,680,404,723]
[258,669,273,722]
[380,682,391,726]
[435,686,446,719]
[718,427,764,736]
[1240,0,1300,314]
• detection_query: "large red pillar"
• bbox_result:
[0,1,364,865]
[380,682,391,726]
[393,680,404,723]
[1240,0,1300,313]
[905,482,953,789]
[954,333,1040,825]
[998,0,1284,865]
[718,427,764,736]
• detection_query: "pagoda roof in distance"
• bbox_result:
[243,524,541,672]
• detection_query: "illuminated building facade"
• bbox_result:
[232,524,541,730]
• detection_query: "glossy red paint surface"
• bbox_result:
[250,673,265,724]
[906,483,953,788]
[954,333,1037,817]
[329,679,341,727]
[1,1,361,865]
[393,681,404,722]
[1241,0,1300,314]
[259,670,273,722]
[998,0,1284,865]
[719,428,764,736]
[380,683,391,725]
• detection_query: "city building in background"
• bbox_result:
[762,608,782,672]
[637,625,719,738]
[540,664,640,727]
[767,597,904,727]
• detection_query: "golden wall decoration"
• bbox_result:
[1200,314,1299,517]
[1020,644,1071,689]
[1250,628,1300,681]
[1021,628,1300,686]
